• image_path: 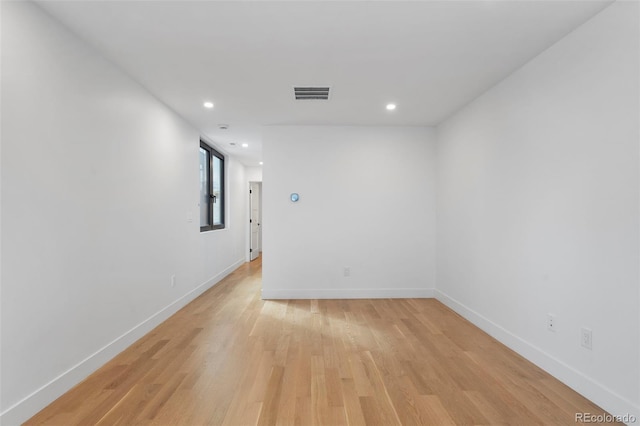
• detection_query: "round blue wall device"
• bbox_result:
[290,193,299,202]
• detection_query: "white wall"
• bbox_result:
[436,1,639,419]
[262,126,436,299]
[245,166,263,183]
[0,3,246,424]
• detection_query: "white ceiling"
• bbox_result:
[37,0,611,166]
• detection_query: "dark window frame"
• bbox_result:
[200,140,225,232]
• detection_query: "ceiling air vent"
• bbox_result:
[294,86,330,100]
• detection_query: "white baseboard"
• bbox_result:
[262,287,435,299]
[0,258,246,426]
[435,290,640,424]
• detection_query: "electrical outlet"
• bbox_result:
[171,274,176,288]
[547,313,556,332]
[581,327,592,350]
[343,267,351,277]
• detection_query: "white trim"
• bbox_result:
[435,289,640,423]
[262,288,435,300]
[0,258,246,426]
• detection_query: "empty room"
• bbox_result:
[1,0,639,425]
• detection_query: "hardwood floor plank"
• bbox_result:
[257,366,285,426]
[272,353,299,425]
[25,257,621,425]
[414,395,457,426]
[339,378,367,426]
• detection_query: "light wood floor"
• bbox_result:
[26,257,617,425]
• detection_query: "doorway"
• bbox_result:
[249,181,262,261]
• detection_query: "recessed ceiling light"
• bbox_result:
[241,143,249,148]
[203,101,214,109]
[259,161,263,165]
[386,103,397,111]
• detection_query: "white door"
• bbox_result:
[250,182,261,261]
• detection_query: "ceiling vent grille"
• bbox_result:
[294,86,330,100]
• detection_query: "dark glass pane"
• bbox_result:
[212,155,222,226]
[199,147,210,227]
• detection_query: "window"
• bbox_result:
[200,140,225,231]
